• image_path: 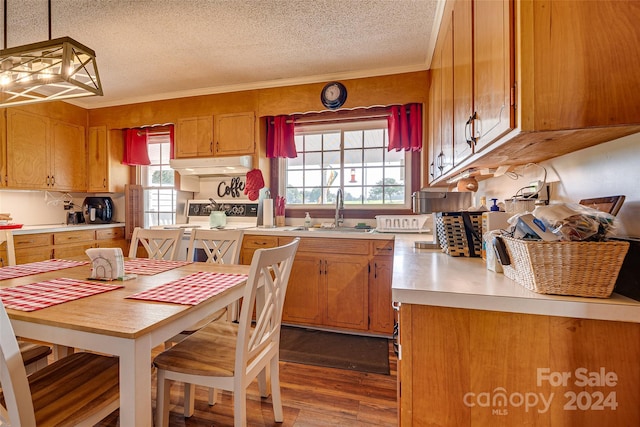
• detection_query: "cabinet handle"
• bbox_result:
[210,141,213,152]
[429,161,435,178]
[254,241,268,246]
[319,260,323,275]
[50,175,55,186]
[374,262,378,279]
[437,152,444,172]
[324,260,328,275]
[465,112,478,148]
[103,178,106,188]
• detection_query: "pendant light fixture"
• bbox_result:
[0,0,102,106]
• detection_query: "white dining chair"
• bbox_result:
[128,227,184,260]
[0,300,120,426]
[0,229,52,374]
[153,238,300,427]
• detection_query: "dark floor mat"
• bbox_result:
[279,326,390,375]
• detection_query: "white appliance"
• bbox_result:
[163,199,259,261]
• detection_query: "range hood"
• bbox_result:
[170,155,252,176]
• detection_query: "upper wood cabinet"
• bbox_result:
[87,126,130,192]
[175,116,214,158]
[214,112,255,156]
[428,0,640,185]
[427,0,514,185]
[6,110,86,191]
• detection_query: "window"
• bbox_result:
[140,131,176,227]
[283,120,410,207]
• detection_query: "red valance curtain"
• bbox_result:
[266,115,297,158]
[123,128,150,166]
[387,103,422,152]
[122,125,175,165]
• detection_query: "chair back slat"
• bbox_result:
[235,238,299,374]
[187,229,243,264]
[128,227,184,260]
[0,302,37,426]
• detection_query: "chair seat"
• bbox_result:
[1,352,119,426]
[154,321,241,377]
[18,341,52,366]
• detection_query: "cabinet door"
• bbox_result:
[453,0,473,163]
[282,253,324,325]
[214,112,255,156]
[88,126,108,191]
[440,15,454,175]
[324,254,369,331]
[428,39,442,183]
[6,110,50,189]
[176,116,213,158]
[369,256,394,335]
[473,0,514,150]
[51,120,86,191]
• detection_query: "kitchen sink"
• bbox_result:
[305,226,374,233]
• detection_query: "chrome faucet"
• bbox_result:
[335,189,344,227]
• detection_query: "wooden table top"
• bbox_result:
[1,261,250,339]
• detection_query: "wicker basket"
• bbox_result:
[435,212,483,257]
[501,236,630,298]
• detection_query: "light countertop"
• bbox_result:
[392,234,640,324]
[12,223,125,234]
[244,227,396,240]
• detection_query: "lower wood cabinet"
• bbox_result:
[398,304,640,426]
[4,227,128,265]
[241,234,394,336]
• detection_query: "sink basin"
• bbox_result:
[306,227,374,233]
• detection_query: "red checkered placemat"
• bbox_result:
[124,259,192,275]
[0,259,89,281]
[0,278,123,312]
[126,271,248,305]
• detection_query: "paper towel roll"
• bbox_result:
[263,198,274,227]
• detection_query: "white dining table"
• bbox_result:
[3,260,250,426]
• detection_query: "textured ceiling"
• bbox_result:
[2,0,441,109]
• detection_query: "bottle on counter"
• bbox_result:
[304,212,312,229]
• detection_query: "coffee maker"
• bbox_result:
[82,197,114,224]
[411,191,473,249]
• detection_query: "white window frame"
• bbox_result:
[139,132,176,227]
[279,119,412,210]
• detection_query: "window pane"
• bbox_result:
[323,132,341,150]
[284,122,408,207]
[364,129,385,148]
[305,134,322,151]
[344,148,363,166]
[323,150,340,168]
[344,130,363,149]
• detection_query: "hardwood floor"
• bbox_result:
[95,342,398,426]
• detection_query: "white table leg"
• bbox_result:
[118,336,154,427]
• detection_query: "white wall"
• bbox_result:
[0,191,126,225]
[477,132,640,238]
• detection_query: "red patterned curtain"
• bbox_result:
[387,103,422,152]
[266,115,297,158]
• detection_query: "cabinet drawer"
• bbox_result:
[16,247,52,264]
[54,243,96,259]
[14,233,53,249]
[54,230,95,244]
[242,236,279,249]
[298,238,369,255]
[371,240,395,256]
[96,227,124,240]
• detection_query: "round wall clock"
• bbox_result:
[321,82,347,109]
